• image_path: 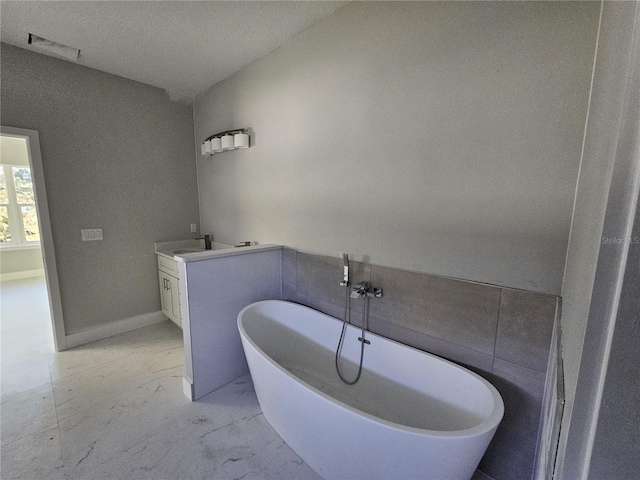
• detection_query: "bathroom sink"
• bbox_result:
[172,248,205,254]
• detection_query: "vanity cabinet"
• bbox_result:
[157,255,181,327]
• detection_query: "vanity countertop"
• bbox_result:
[173,244,282,263]
[155,239,231,260]
[155,240,281,262]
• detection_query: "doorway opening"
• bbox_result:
[0,128,65,391]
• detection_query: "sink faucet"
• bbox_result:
[195,234,212,250]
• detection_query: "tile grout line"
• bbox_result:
[46,358,66,477]
[48,360,62,433]
[491,288,503,375]
[0,365,61,453]
[49,337,182,384]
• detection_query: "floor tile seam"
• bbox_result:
[0,423,60,450]
[142,363,186,379]
[489,289,503,374]
[54,369,183,424]
[197,372,255,402]
[140,343,185,357]
[49,352,149,385]
[0,379,52,402]
[141,347,186,362]
[48,358,62,436]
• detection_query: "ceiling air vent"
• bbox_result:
[28,34,80,62]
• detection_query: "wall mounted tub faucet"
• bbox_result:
[351,282,368,299]
[195,234,212,250]
[336,267,382,385]
[351,281,383,299]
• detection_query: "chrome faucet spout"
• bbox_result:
[195,234,212,250]
[351,281,383,298]
[351,281,368,298]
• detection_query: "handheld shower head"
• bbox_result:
[341,253,349,287]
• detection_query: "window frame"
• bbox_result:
[0,164,41,248]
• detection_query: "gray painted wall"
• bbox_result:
[194,1,599,296]
[1,44,200,334]
[557,1,640,477]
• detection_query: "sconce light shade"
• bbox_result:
[211,137,223,153]
[234,133,249,149]
[221,134,235,151]
[201,128,250,156]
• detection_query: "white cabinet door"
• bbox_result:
[159,271,180,326]
[167,273,181,327]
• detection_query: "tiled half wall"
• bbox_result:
[282,249,558,480]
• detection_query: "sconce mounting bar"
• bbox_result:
[205,128,248,142]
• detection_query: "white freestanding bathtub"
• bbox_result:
[237,300,503,480]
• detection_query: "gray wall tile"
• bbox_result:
[495,289,557,372]
[295,293,346,321]
[368,315,494,377]
[281,247,297,285]
[492,358,545,440]
[370,266,501,354]
[282,282,297,303]
[479,426,537,480]
[281,249,550,478]
[346,304,372,329]
[296,253,370,312]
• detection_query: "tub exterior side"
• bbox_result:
[238,301,502,480]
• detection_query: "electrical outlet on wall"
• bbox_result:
[190,223,197,233]
[81,228,103,241]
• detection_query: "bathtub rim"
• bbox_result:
[238,299,504,439]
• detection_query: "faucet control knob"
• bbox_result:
[350,282,383,298]
[351,282,368,298]
[369,287,383,298]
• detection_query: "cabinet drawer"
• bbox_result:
[157,255,179,276]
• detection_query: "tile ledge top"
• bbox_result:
[172,244,282,263]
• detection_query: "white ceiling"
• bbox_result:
[1,1,348,99]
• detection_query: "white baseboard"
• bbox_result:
[0,269,45,282]
[65,311,169,349]
[182,377,194,401]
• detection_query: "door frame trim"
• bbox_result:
[2,126,67,351]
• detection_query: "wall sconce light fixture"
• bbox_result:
[201,128,250,156]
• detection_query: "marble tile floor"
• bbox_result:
[1,278,491,480]
[1,278,319,480]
